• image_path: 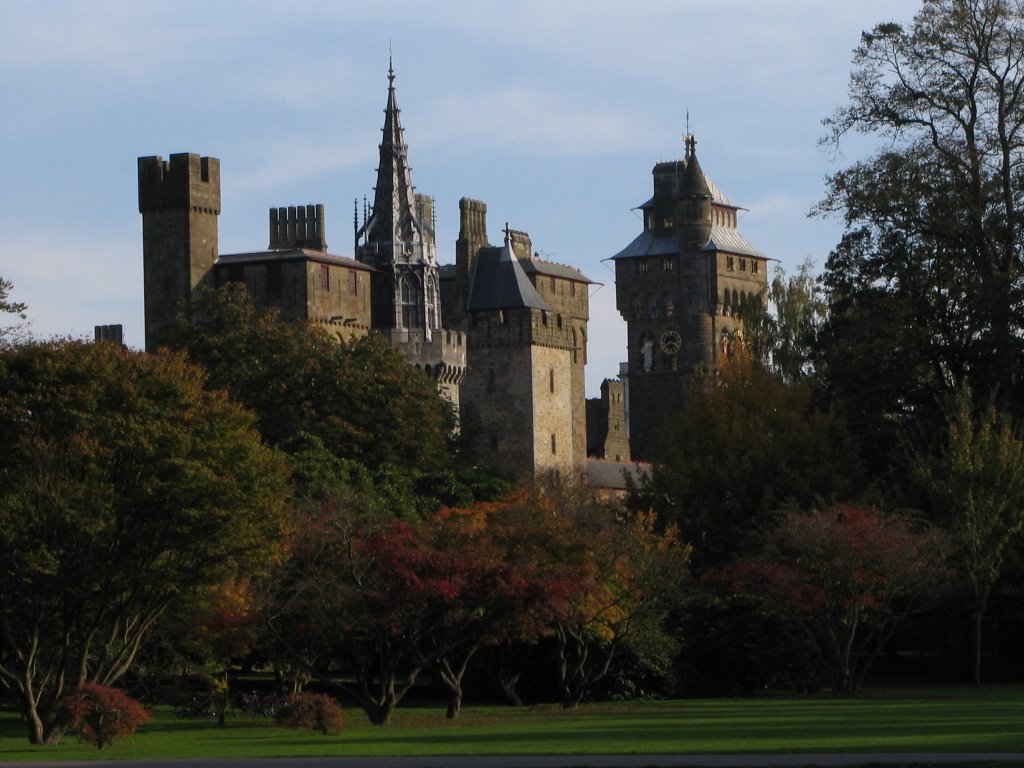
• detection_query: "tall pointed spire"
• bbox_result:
[355,59,440,334]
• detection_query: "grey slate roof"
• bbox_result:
[638,175,738,210]
[587,459,651,490]
[466,244,549,311]
[216,248,374,271]
[706,225,765,258]
[609,225,764,261]
[520,257,595,284]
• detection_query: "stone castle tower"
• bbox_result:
[612,135,767,460]
[354,61,466,407]
[447,202,590,478]
[138,153,220,352]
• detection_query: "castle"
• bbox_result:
[137,64,767,476]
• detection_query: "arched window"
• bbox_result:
[401,274,423,329]
[631,294,642,319]
[723,290,731,316]
[647,294,658,319]
[662,291,674,318]
[731,289,739,310]
[425,274,439,330]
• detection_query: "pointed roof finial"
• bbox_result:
[503,222,511,248]
[388,40,395,86]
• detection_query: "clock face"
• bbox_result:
[660,330,682,355]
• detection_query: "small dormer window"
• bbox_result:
[753,261,760,275]
[740,259,747,272]
[726,256,735,271]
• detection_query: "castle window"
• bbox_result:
[723,290,731,316]
[663,292,674,319]
[551,434,557,454]
[638,259,649,274]
[648,295,658,320]
[726,256,735,271]
[320,265,330,292]
[348,270,358,296]
[571,281,577,297]
[631,294,641,319]
[550,276,557,293]
[740,259,747,272]
[753,260,760,275]
[401,275,422,329]
[542,310,548,326]
[557,314,563,329]
[663,257,674,271]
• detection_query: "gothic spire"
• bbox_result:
[358,58,430,262]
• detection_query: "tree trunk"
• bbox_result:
[972,606,985,686]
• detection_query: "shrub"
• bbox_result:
[60,684,151,749]
[275,692,344,735]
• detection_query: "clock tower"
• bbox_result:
[611,135,768,460]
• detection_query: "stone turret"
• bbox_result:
[138,153,220,352]
[678,135,713,250]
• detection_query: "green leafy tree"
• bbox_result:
[0,276,28,343]
[0,341,290,744]
[633,351,862,569]
[816,0,1024,466]
[735,259,826,383]
[907,390,1024,683]
[167,284,453,473]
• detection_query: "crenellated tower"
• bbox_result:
[138,153,220,352]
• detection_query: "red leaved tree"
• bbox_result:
[720,505,947,695]
[60,684,151,750]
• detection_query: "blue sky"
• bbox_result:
[0,0,922,396]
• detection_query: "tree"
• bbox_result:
[167,284,453,473]
[0,341,290,744]
[0,276,27,343]
[632,350,862,569]
[722,506,948,695]
[817,0,1024,456]
[59,684,151,750]
[907,390,1024,683]
[735,259,826,383]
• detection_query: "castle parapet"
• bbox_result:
[138,154,220,215]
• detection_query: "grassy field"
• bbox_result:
[1,686,1023,762]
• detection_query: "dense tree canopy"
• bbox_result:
[0,341,290,744]
[167,285,453,473]
[632,352,862,569]
[817,0,1024,456]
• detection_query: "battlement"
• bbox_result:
[269,204,326,251]
[138,153,221,214]
[389,328,468,386]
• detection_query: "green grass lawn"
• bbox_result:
[1,686,1023,762]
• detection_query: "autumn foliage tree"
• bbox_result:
[59,684,151,750]
[722,505,947,695]
[0,341,290,744]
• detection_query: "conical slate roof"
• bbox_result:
[466,233,548,311]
